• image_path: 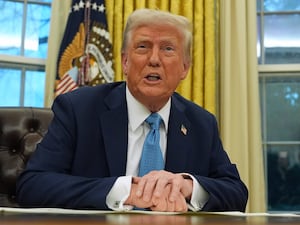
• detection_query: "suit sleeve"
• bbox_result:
[194,117,248,212]
[16,93,117,209]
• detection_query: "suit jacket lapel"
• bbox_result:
[98,85,192,176]
[99,83,128,176]
[165,96,192,173]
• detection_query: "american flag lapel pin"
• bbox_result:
[181,124,187,135]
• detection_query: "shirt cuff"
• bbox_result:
[106,175,134,211]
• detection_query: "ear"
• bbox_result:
[121,53,128,75]
[180,61,191,80]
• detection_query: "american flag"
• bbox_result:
[55,0,114,97]
[55,74,78,97]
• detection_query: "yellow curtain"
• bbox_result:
[219,0,266,212]
[105,0,218,114]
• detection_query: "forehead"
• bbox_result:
[131,24,183,42]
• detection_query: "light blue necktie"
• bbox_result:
[138,113,164,177]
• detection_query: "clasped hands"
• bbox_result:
[125,170,193,212]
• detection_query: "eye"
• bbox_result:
[137,44,146,49]
[161,44,176,56]
[135,41,149,49]
[164,46,174,51]
[161,44,175,53]
[134,42,149,54]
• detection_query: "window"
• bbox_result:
[257,0,300,212]
[0,0,52,107]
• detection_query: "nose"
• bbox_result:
[148,47,161,67]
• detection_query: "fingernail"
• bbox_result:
[136,190,141,197]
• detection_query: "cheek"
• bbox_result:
[128,57,148,74]
[165,67,187,87]
[167,62,186,77]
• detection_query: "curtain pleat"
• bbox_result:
[204,0,217,113]
[219,0,266,212]
[44,0,71,107]
[191,1,204,108]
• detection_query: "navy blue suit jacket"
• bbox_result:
[16,82,248,211]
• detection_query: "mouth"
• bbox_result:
[145,74,161,81]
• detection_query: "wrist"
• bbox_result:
[181,174,193,201]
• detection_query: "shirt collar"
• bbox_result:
[126,85,170,132]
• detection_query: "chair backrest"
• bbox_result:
[0,107,53,207]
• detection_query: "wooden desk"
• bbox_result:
[1,212,300,225]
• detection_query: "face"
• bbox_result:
[122,24,190,112]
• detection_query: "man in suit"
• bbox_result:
[16,8,248,212]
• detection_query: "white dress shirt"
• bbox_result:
[106,86,208,211]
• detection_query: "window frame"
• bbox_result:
[0,0,51,107]
[257,0,300,212]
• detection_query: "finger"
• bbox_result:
[141,175,158,202]
[165,198,175,212]
[153,176,169,198]
[168,176,184,202]
[173,193,188,212]
[152,184,178,212]
[151,194,167,212]
[135,177,146,197]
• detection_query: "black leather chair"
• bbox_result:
[0,107,53,207]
